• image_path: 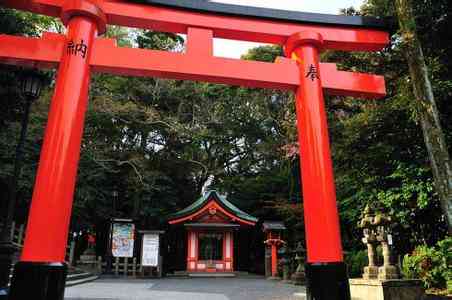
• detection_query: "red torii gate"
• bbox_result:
[0,0,389,299]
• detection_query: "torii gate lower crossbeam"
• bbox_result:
[0,1,390,300]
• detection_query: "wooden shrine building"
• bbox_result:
[168,191,258,273]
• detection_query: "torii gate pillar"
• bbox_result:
[8,3,106,300]
[286,32,350,299]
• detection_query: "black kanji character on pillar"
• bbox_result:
[305,64,319,81]
[67,39,88,59]
[75,39,88,59]
[67,40,76,56]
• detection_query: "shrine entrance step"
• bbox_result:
[66,268,98,287]
[188,273,236,278]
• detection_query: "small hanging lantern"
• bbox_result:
[21,70,44,101]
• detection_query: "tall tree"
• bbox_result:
[395,0,452,233]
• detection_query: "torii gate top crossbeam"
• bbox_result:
[0,0,390,97]
[5,0,390,52]
[0,31,386,97]
[132,0,389,30]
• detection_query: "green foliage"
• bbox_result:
[402,237,452,291]
[0,8,56,36]
[137,30,184,51]
[241,45,283,62]
[0,9,57,219]
[345,250,369,278]
[65,29,297,228]
[327,0,451,252]
[376,164,433,215]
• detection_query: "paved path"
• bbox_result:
[64,277,306,300]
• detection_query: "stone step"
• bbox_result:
[188,272,236,278]
[67,272,94,281]
[66,275,98,287]
[66,267,99,287]
[167,272,188,278]
[234,271,249,275]
[5,270,98,291]
[173,270,188,275]
[293,292,306,299]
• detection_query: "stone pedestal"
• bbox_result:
[79,247,96,261]
[349,279,424,300]
[77,248,98,273]
[281,258,290,282]
[291,257,306,285]
[363,266,379,280]
[378,265,399,280]
[291,271,306,285]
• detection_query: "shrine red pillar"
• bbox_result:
[271,243,277,277]
[8,1,106,300]
[285,32,351,300]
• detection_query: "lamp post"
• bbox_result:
[105,190,118,275]
[0,70,43,296]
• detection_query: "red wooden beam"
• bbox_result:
[0,33,385,98]
[0,32,63,69]
[3,0,389,52]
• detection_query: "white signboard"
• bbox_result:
[388,234,393,246]
[112,223,135,258]
[141,233,160,267]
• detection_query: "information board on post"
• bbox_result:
[112,222,135,258]
[141,233,160,267]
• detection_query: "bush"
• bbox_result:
[345,250,369,278]
[402,237,452,292]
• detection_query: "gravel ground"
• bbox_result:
[64,277,306,300]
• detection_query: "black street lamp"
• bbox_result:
[0,70,44,296]
[21,71,44,100]
[105,190,119,275]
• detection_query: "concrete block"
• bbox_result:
[350,278,424,300]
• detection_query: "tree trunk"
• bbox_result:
[396,0,452,233]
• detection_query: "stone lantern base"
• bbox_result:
[291,271,306,285]
[77,247,98,273]
[363,266,379,280]
[349,278,424,300]
[378,265,399,280]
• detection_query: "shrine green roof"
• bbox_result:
[168,190,258,224]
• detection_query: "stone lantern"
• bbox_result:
[358,204,380,279]
[358,204,399,280]
[291,241,306,285]
[374,211,399,280]
[278,246,291,282]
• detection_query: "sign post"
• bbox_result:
[140,230,164,277]
[111,220,135,258]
